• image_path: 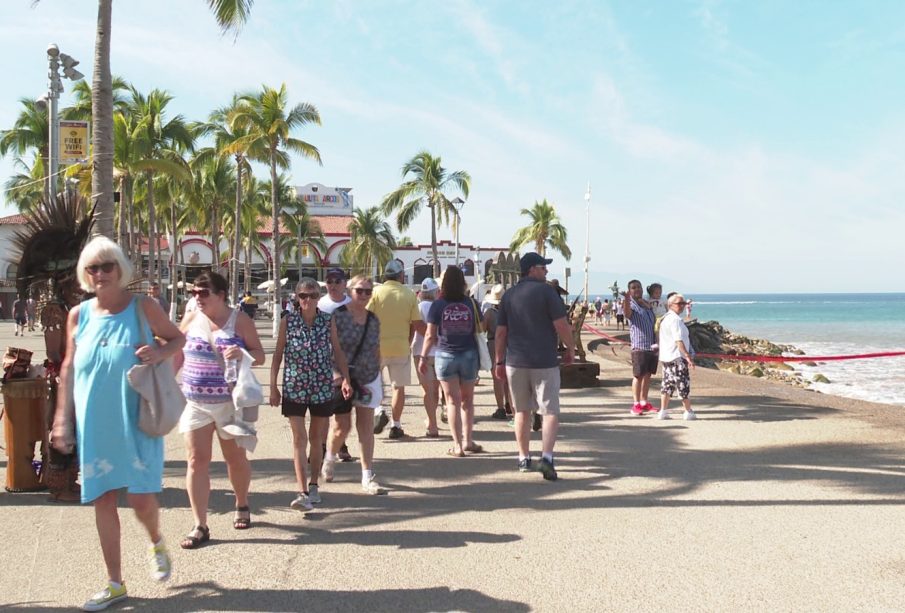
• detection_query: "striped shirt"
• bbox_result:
[181,310,245,404]
[628,299,656,351]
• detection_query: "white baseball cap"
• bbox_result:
[421,277,439,292]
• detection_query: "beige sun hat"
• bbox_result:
[485,284,505,305]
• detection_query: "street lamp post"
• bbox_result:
[451,197,465,266]
[42,44,84,199]
[584,182,591,303]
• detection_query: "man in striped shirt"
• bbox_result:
[623,279,657,415]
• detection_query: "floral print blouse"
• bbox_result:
[282,309,335,405]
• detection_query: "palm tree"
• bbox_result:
[3,155,45,213]
[0,98,50,190]
[128,87,194,281]
[380,150,470,277]
[282,203,328,280]
[194,96,256,299]
[78,0,253,238]
[231,83,322,337]
[189,150,235,277]
[61,77,130,121]
[509,199,572,259]
[341,207,397,277]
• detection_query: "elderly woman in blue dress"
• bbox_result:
[52,237,185,612]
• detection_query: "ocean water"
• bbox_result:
[689,293,905,406]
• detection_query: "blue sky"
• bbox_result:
[2,1,903,293]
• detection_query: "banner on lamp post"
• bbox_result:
[59,120,90,162]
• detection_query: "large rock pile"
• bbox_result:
[687,320,812,387]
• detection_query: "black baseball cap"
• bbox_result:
[325,268,346,281]
[520,252,553,275]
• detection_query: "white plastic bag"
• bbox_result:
[231,348,263,421]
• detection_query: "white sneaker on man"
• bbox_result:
[658,408,670,420]
[683,410,697,421]
[362,475,385,495]
[290,492,314,512]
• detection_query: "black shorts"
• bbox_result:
[282,398,334,418]
[616,313,625,323]
[331,393,354,415]
[631,350,659,378]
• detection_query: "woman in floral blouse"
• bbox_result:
[270,277,350,512]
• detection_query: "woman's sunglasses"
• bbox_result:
[297,292,320,300]
[189,288,212,298]
[85,262,116,275]
[352,288,373,296]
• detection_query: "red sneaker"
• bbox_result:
[641,402,655,413]
[631,403,644,416]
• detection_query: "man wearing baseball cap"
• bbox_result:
[368,260,425,439]
[319,267,354,463]
[494,252,575,481]
[318,268,351,315]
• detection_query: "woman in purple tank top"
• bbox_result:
[174,272,264,549]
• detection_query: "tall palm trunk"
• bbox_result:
[92,0,115,238]
[231,156,242,301]
[117,178,127,249]
[270,154,280,338]
[244,236,252,294]
[125,177,135,261]
[145,169,156,281]
[211,203,221,279]
[169,200,179,320]
[430,196,439,277]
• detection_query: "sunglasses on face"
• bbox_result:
[352,288,373,296]
[189,288,212,298]
[297,292,319,300]
[676,301,688,307]
[326,278,344,284]
[85,262,116,275]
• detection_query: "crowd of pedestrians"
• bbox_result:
[42,235,696,611]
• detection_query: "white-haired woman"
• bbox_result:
[270,277,345,511]
[52,236,185,611]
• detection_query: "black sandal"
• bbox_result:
[180,525,210,549]
[234,506,251,530]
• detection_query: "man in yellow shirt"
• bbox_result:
[368,260,425,439]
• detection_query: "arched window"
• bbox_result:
[462,259,475,276]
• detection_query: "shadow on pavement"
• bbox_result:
[6,583,530,612]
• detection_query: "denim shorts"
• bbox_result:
[434,348,479,382]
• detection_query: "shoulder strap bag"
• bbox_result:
[470,299,493,372]
[128,296,187,437]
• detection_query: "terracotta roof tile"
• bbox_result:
[0,214,29,225]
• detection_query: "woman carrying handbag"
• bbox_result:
[52,237,185,611]
[174,271,265,549]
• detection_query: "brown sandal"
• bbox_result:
[233,506,251,530]
[180,525,210,549]
[446,448,465,458]
[464,443,485,453]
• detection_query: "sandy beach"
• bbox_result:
[1,321,904,612]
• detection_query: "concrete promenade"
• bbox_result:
[2,319,904,611]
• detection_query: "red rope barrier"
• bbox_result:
[582,324,905,362]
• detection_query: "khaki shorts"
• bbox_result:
[179,400,238,438]
[506,366,561,416]
[382,355,412,388]
[413,355,437,384]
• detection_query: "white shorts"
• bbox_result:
[356,373,384,410]
[179,400,238,438]
[381,355,412,388]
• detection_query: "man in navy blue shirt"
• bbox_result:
[494,252,575,481]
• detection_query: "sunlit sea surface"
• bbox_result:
[688,293,905,406]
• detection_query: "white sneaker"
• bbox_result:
[362,475,385,495]
[657,408,670,420]
[82,583,128,611]
[290,492,313,512]
[148,540,171,582]
[308,484,322,504]
[684,410,697,421]
[321,457,335,482]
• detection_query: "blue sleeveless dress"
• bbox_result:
[74,296,164,503]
